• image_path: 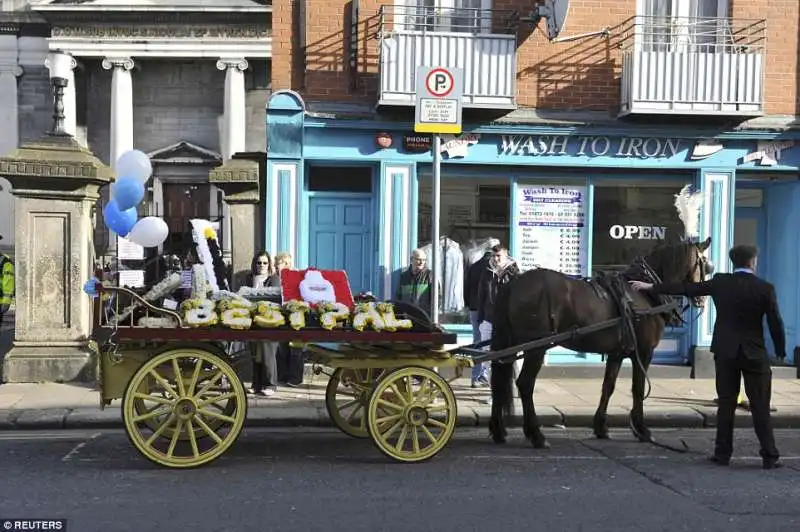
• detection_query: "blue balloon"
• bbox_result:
[112,174,145,211]
[103,199,138,237]
[83,278,98,298]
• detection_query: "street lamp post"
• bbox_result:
[44,50,76,137]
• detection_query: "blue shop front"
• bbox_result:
[266,90,800,366]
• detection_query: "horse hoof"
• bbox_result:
[492,435,507,444]
[595,432,610,440]
[532,439,551,450]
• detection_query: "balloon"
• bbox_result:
[126,217,169,248]
[116,149,152,184]
[103,199,138,237]
[83,278,98,298]
[112,175,145,211]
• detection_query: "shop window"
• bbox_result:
[417,176,510,325]
[591,181,690,273]
[308,166,372,193]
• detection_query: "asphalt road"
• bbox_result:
[0,427,798,532]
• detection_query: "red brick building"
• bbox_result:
[265,0,800,366]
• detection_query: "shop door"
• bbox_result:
[763,183,800,364]
[308,194,373,295]
[734,199,773,354]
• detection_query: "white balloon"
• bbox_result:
[126,217,169,248]
[116,149,152,184]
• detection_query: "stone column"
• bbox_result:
[209,156,261,291]
[216,58,249,263]
[0,31,23,156]
[101,57,134,255]
[102,57,134,170]
[0,132,113,383]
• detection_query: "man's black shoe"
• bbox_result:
[707,455,730,466]
[762,459,783,470]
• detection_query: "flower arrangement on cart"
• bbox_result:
[82,149,467,471]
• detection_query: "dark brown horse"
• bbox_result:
[488,238,713,449]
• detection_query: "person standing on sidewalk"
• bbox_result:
[630,244,785,470]
[476,245,520,355]
[273,252,304,387]
[395,248,436,317]
[247,251,280,397]
[0,235,13,328]
[464,243,496,387]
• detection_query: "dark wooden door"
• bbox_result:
[162,183,212,253]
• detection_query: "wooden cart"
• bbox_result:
[92,285,471,469]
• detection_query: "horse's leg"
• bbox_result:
[516,349,550,449]
[630,347,654,443]
[593,356,623,439]
[488,361,514,444]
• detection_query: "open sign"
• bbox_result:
[609,225,666,240]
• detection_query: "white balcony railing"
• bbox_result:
[377,6,517,109]
[619,16,766,117]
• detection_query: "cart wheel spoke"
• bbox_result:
[426,418,448,430]
[133,392,173,406]
[132,405,171,424]
[375,398,403,411]
[148,370,178,399]
[420,425,437,443]
[193,416,223,444]
[196,393,237,408]
[194,371,224,398]
[394,424,409,453]
[374,413,402,425]
[167,419,183,458]
[186,420,200,459]
[145,414,175,446]
[411,426,421,454]
[172,358,186,397]
[188,359,203,396]
[198,408,236,424]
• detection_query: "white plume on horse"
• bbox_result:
[673,184,704,239]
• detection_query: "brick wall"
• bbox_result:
[273,0,800,116]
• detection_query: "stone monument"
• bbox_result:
[209,153,263,291]
[0,50,113,383]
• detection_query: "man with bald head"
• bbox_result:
[395,248,436,316]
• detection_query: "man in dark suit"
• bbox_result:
[630,245,784,470]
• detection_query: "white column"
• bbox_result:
[101,57,135,254]
[101,57,134,170]
[216,57,248,160]
[0,66,22,156]
[215,58,248,263]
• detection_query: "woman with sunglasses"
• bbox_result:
[247,251,281,397]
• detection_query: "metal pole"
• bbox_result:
[431,134,441,324]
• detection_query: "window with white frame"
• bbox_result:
[638,0,729,52]
[395,0,492,33]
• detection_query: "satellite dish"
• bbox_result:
[526,0,570,41]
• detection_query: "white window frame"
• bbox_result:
[393,0,493,34]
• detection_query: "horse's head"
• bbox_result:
[645,237,714,308]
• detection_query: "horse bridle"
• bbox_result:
[633,242,713,324]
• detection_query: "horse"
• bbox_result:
[487,237,713,450]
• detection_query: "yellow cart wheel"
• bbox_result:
[325,368,387,438]
[122,348,247,468]
[366,366,457,463]
[132,370,237,441]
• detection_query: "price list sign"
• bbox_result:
[516,185,588,275]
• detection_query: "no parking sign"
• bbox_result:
[414,66,464,135]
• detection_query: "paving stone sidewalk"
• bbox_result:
[1,374,799,430]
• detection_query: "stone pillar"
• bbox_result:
[102,57,134,170]
[216,58,249,263]
[101,57,134,255]
[0,32,23,156]
[0,133,113,382]
[209,156,261,291]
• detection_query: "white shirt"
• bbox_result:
[421,237,464,313]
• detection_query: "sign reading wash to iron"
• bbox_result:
[499,135,684,158]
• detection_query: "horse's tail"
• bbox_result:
[490,281,515,418]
